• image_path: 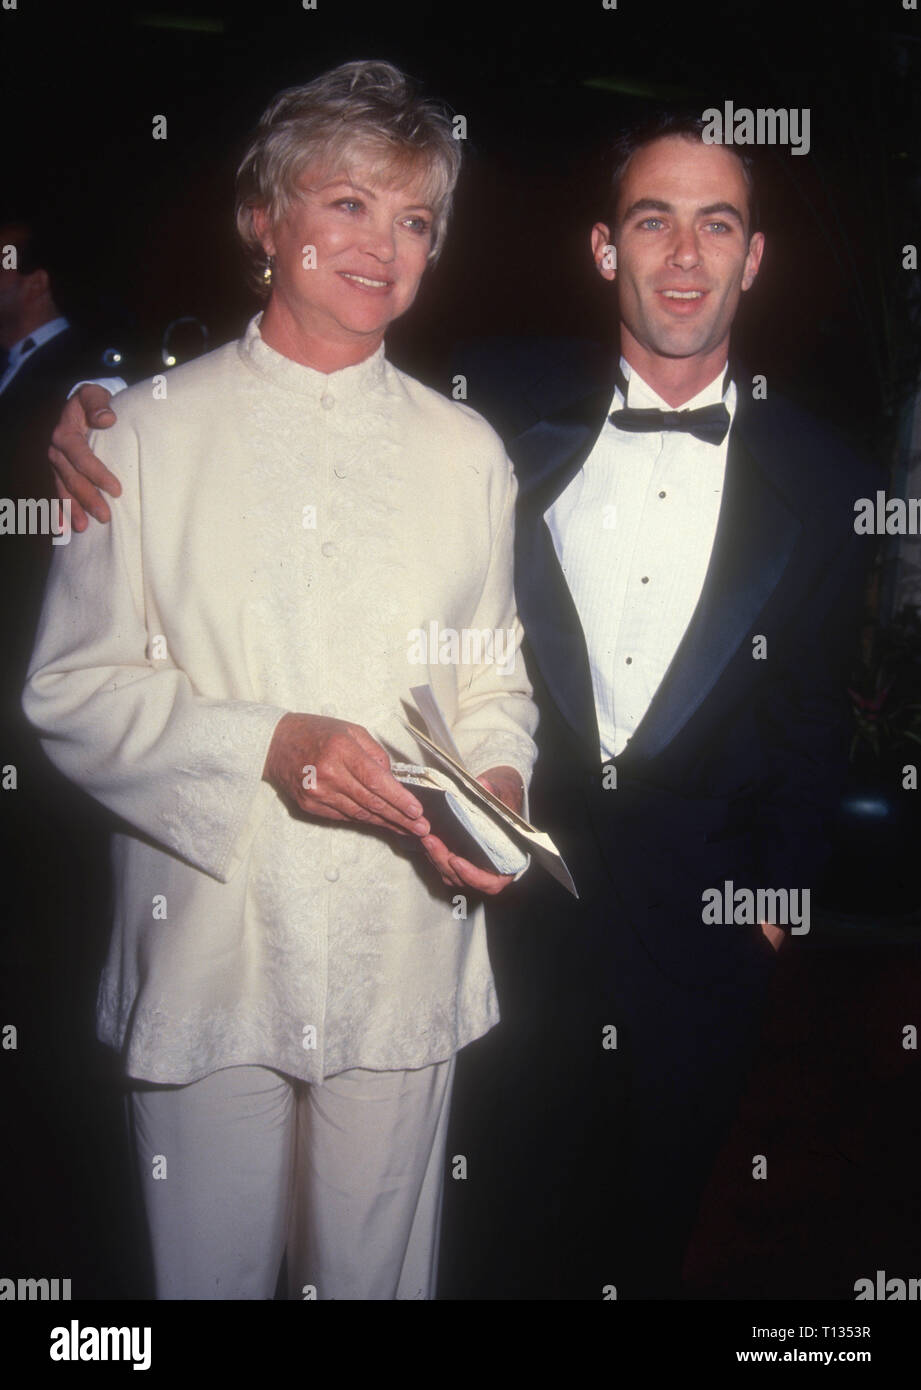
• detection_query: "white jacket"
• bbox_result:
[23,315,537,1084]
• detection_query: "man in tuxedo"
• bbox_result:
[440,113,874,1299]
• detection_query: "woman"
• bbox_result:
[24,60,536,1300]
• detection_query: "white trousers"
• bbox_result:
[127,1057,455,1300]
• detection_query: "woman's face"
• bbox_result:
[255,155,436,356]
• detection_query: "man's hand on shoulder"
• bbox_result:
[49,384,122,530]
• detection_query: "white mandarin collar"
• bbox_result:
[615,356,737,420]
[237,312,389,402]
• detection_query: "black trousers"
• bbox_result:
[440,867,777,1300]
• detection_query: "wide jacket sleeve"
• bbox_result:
[22,417,288,883]
[448,446,538,793]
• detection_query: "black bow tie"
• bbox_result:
[609,361,732,445]
[609,401,731,445]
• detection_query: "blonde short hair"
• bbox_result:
[235,60,462,294]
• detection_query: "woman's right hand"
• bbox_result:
[49,384,122,530]
[263,713,431,838]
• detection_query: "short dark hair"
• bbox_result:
[0,216,60,282]
[606,110,761,237]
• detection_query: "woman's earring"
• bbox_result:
[263,254,275,288]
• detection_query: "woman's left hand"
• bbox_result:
[420,765,524,895]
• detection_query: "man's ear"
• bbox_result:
[591,222,617,281]
[741,231,765,292]
[23,267,50,302]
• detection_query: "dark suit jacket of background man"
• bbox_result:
[0,324,111,490]
[440,338,877,1299]
[0,324,132,1293]
[0,325,115,700]
[0,322,114,939]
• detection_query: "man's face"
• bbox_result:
[591,135,764,369]
[254,155,434,354]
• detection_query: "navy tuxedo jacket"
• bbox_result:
[461,338,878,986]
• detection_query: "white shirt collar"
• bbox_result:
[9,316,70,362]
[616,355,735,416]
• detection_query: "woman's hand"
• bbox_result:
[262,712,432,837]
[420,765,524,896]
[49,385,121,530]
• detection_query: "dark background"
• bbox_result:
[4,0,921,450]
[2,0,921,1335]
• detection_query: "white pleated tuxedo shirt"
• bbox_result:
[24,314,537,1085]
[545,358,735,760]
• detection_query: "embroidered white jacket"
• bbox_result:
[23,316,537,1084]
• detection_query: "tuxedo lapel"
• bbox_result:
[617,407,802,766]
[513,385,614,757]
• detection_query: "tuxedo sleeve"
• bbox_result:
[751,499,871,902]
